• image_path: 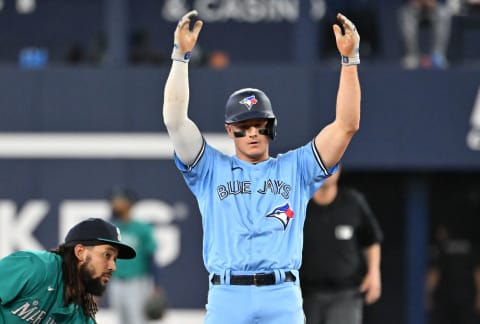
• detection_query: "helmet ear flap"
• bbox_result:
[258,119,276,140]
[268,118,277,140]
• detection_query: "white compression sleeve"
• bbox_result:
[163,61,204,165]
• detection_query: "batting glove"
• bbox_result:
[333,13,360,65]
[171,10,203,63]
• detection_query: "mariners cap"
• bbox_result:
[64,218,136,259]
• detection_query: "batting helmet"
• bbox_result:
[224,88,277,140]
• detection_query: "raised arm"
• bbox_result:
[163,10,204,165]
[314,13,361,169]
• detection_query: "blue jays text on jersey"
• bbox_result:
[217,179,291,200]
[175,139,338,274]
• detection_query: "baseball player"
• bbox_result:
[107,187,160,324]
[163,9,361,324]
[0,218,136,323]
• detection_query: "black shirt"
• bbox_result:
[430,238,480,303]
[300,187,383,293]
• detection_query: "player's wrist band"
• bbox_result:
[341,55,360,65]
[171,44,191,63]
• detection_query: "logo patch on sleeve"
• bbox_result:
[266,203,294,230]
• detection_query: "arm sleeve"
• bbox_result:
[298,140,339,197]
[163,61,204,165]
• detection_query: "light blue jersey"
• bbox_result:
[175,139,337,274]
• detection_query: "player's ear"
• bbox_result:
[225,124,234,139]
[74,244,86,263]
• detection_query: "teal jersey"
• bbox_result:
[113,220,157,279]
[0,251,95,324]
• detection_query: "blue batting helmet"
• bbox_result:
[224,88,277,139]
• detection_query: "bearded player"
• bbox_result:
[0,218,136,323]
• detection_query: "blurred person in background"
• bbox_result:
[129,29,167,65]
[107,186,163,324]
[300,167,383,324]
[426,222,480,324]
[398,0,452,69]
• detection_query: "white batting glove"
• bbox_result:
[333,13,360,65]
[171,10,203,63]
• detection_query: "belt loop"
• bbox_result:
[224,269,231,285]
[209,273,215,287]
[273,269,282,284]
[290,269,299,285]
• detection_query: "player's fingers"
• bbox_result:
[179,9,198,25]
[344,19,356,32]
[192,20,204,37]
[337,13,349,28]
[338,13,357,35]
[177,18,190,31]
[358,278,369,292]
[332,24,343,40]
[364,291,371,303]
[184,9,199,20]
[365,289,380,304]
[365,292,375,304]
[177,10,199,31]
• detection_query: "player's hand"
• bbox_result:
[332,13,360,65]
[359,271,381,304]
[171,10,203,63]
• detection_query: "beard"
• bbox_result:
[79,258,108,296]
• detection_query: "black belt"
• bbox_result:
[212,271,296,286]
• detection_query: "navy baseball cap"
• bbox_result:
[64,218,136,259]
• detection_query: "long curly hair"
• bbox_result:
[50,244,98,322]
